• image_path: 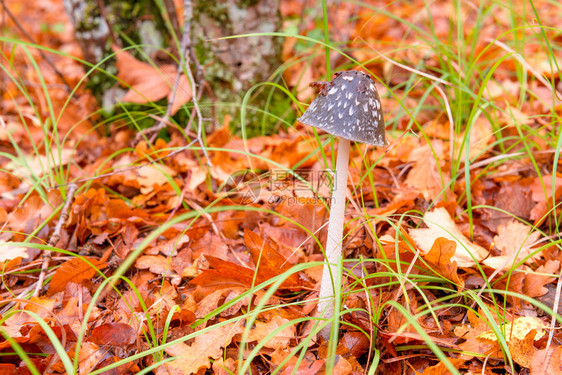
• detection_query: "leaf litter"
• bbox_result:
[0,0,561,374]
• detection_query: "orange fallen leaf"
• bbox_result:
[89,322,136,346]
[482,220,542,270]
[47,257,107,296]
[422,237,464,289]
[409,208,488,267]
[245,315,296,350]
[523,260,560,298]
[156,321,244,375]
[404,141,454,201]
[115,47,192,115]
[244,229,303,289]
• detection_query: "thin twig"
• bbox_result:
[59,140,205,187]
[486,37,562,101]
[94,0,120,47]
[0,0,73,92]
[134,0,211,167]
[34,183,78,296]
[180,0,211,166]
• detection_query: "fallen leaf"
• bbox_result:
[246,315,296,350]
[5,149,74,179]
[530,345,562,374]
[0,241,29,261]
[47,257,107,296]
[89,322,136,346]
[422,237,464,288]
[409,208,488,267]
[405,141,454,201]
[523,260,560,298]
[137,164,176,195]
[156,321,243,375]
[341,331,370,358]
[115,47,192,115]
[244,229,302,289]
[483,220,542,269]
[454,116,495,160]
[478,317,547,342]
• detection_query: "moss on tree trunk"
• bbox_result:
[64,0,290,136]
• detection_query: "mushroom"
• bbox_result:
[297,70,387,339]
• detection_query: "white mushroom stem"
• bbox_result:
[317,137,351,340]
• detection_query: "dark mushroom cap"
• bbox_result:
[297,70,387,146]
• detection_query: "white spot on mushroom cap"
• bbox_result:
[297,70,385,146]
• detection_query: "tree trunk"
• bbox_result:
[63,0,288,135]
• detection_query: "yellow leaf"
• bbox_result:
[478,317,546,342]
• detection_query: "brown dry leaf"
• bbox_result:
[89,322,136,347]
[115,47,192,115]
[5,149,74,179]
[482,220,541,270]
[454,307,521,364]
[530,174,562,202]
[422,237,464,289]
[195,287,248,318]
[478,317,547,342]
[455,116,495,160]
[280,359,325,375]
[509,329,539,369]
[191,235,307,293]
[409,208,488,267]
[523,260,560,298]
[135,255,177,278]
[77,342,104,375]
[137,164,176,195]
[189,255,262,291]
[288,63,315,102]
[156,321,244,375]
[148,234,189,256]
[529,174,562,223]
[330,355,353,375]
[47,257,107,296]
[341,331,370,358]
[212,357,236,375]
[480,181,534,232]
[245,315,296,350]
[422,358,465,374]
[244,229,303,289]
[531,345,562,374]
[23,297,56,321]
[404,141,454,201]
[477,315,558,372]
[6,190,62,234]
[0,241,29,262]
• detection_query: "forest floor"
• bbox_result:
[0,0,561,374]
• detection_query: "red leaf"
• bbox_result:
[47,257,107,296]
[89,322,136,346]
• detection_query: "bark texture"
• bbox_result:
[63,0,288,134]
